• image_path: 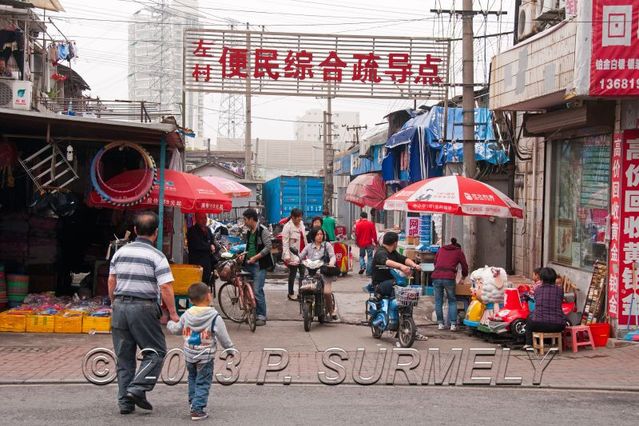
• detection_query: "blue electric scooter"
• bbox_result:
[364,269,420,348]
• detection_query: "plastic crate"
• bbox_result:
[54,311,84,334]
[82,316,111,334]
[0,312,27,332]
[26,314,55,333]
[170,264,204,295]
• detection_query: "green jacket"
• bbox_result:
[322,216,336,242]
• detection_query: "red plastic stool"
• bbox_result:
[563,325,596,353]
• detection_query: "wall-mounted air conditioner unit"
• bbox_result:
[0,79,33,110]
[518,0,540,41]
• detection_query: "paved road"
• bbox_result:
[1,383,638,425]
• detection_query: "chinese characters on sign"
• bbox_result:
[590,0,639,96]
[406,214,420,237]
[184,30,449,99]
[608,130,639,325]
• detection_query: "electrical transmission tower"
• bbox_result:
[216,24,246,142]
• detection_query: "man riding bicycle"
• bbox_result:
[372,232,419,299]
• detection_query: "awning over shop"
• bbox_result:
[0,108,182,148]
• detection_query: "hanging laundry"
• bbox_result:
[57,43,70,62]
[48,43,58,65]
[68,41,77,60]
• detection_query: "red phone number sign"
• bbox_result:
[590,0,639,96]
[183,30,449,99]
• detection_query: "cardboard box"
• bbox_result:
[404,249,417,260]
[456,280,473,296]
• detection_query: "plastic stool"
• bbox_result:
[532,332,562,355]
[175,295,192,315]
[563,325,596,353]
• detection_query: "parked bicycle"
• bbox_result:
[215,251,257,332]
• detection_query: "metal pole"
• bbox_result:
[324,81,334,213]
[462,0,477,269]
[254,137,260,177]
[157,136,167,251]
[244,28,253,180]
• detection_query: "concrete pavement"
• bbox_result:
[2,384,638,425]
[0,272,638,390]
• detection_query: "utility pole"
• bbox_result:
[462,0,477,270]
[323,82,334,213]
[244,24,253,180]
[345,124,367,148]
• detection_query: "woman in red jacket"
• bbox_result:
[432,238,469,331]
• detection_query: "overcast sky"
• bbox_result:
[46,0,515,143]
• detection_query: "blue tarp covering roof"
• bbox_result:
[385,106,508,165]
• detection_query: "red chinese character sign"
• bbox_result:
[590,0,639,96]
[609,130,639,326]
[184,30,449,99]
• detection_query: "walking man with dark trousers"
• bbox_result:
[108,211,180,415]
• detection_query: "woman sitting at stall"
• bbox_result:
[523,267,567,350]
[299,227,338,321]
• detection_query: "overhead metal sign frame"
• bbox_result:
[183,29,451,100]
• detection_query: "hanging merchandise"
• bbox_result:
[90,141,157,207]
[51,72,67,81]
[70,41,78,59]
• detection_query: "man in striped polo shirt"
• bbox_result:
[108,211,179,415]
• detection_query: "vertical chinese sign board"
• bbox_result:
[609,130,639,326]
[590,0,639,96]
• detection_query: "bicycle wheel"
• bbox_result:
[218,282,244,323]
[242,282,257,332]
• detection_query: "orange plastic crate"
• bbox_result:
[0,312,27,332]
[170,264,203,295]
[82,316,111,334]
[26,314,55,333]
[54,311,84,334]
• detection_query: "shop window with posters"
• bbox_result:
[550,135,611,270]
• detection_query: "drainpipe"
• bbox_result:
[529,137,538,276]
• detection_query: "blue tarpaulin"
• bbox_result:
[385,106,508,166]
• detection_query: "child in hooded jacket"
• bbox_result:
[168,282,234,421]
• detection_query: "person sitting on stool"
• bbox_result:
[523,267,567,350]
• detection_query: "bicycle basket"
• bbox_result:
[216,261,235,281]
[396,287,420,307]
[299,277,321,294]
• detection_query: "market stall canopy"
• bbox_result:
[0,108,183,148]
[345,173,386,209]
[384,175,523,219]
[88,169,232,213]
[201,176,251,198]
[385,106,508,165]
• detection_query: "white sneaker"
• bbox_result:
[437,324,446,330]
[450,324,457,331]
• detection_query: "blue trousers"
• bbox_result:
[359,245,374,276]
[433,279,457,325]
[245,263,267,320]
[187,360,214,412]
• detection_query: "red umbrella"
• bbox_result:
[384,175,523,218]
[201,176,252,198]
[88,169,232,213]
[345,173,386,209]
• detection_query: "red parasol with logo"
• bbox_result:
[88,169,232,213]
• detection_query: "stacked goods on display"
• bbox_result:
[0,213,29,263]
[7,274,28,307]
[0,264,7,309]
[0,293,112,333]
[580,260,607,325]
